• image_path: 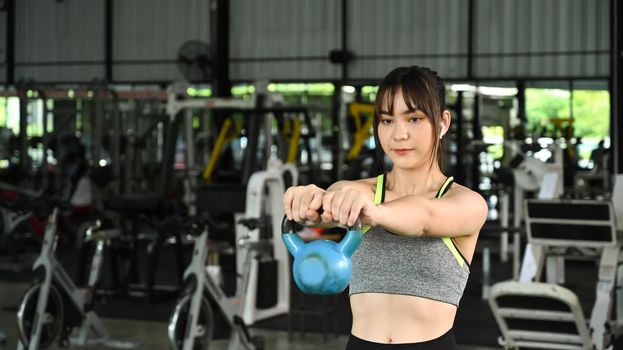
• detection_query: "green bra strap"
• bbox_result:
[437,176,464,268]
[362,174,385,233]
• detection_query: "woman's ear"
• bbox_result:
[440,110,452,139]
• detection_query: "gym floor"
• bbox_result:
[0,279,501,350]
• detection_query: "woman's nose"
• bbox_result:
[393,122,408,140]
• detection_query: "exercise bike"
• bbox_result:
[16,204,137,349]
[168,217,267,350]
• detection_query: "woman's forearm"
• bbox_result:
[373,195,430,237]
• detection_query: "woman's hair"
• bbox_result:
[373,66,447,174]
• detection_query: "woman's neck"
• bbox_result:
[386,165,447,197]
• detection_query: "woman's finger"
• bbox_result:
[283,188,294,220]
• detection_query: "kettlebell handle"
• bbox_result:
[281,217,304,235]
[281,210,363,234]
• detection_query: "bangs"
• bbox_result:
[375,84,397,117]
[374,70,440,120]
[400,75,439,119]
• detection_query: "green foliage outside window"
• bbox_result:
[571,90,610,138]
[525,88,609,139]
[0,97,6,127]
[526,88,610,162]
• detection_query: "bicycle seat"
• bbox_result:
[238,217,266,231]
[104,194,171,217]
[86,228,121,242]
[239,239,272,252]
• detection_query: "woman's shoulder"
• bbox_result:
[446,181,488,207]
[447,180,479,195]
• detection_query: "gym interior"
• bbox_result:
[0,0,622,349]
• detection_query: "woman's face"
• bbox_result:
[377,89,435,170]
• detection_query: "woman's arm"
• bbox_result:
[372,186,488,238]
[326,179,376,193]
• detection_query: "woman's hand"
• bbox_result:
[322,188,379,227]
[283,184,326,224]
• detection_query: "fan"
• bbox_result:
[176,40,213,83]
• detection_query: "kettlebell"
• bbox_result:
[281,215,363,295]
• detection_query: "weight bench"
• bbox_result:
[489,198,623,350]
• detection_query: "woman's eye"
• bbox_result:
[409,117,421,123]
[380,119,392,125]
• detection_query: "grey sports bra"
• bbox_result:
[349,175,470,306]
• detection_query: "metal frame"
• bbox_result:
[524,199,618,248]
[489,281,592,350]
[490,198,623,350]
[168,84,298,326]
[612,0,622,174]
[235,158,297,325]
[6,0,14,85]
[168,223,268,350]
[17,209,135,350]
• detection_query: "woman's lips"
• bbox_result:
[393,148,412,156]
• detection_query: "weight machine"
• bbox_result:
[168,83,300,325]
[489,175,623,350]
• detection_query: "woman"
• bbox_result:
[283,66,488,349]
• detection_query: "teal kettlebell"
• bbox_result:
[281,215,363,295]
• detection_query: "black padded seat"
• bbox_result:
[104,194,172,217]
[196,184,246,213]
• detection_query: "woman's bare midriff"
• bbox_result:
[350,293,456,344]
